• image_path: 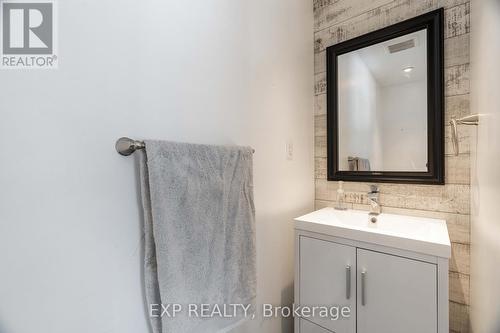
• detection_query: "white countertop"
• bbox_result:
[295,208,451,258]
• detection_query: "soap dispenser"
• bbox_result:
[335,181,347,210]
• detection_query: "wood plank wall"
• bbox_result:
[312,1,471,331]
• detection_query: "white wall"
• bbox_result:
[0,1,314,332]
[470,0,500,332]
[338,53,382,170]
[378,80,427,171]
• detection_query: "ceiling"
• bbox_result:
[354,29,427,86]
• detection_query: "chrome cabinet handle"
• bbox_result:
[361,270,367,306]
[346,265,351,299]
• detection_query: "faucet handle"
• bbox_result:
[369,185,379,193]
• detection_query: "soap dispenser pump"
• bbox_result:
[335,181,347,210]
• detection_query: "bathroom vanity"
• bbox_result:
[294,208,451,333]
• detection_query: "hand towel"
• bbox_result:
[348,156,371,171]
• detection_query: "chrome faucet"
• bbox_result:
[367,185,381,216]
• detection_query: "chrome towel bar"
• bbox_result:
[115,137,255,156]
[450,114,479,156]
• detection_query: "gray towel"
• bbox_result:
[357,157,370,171]
[139,140,256,333]
[348,156,371,171]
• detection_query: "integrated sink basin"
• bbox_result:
[295,207,451,258]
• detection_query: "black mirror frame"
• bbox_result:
[326,8,444,185]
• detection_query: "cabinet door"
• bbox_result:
[299,318,333,333]
[357,249,437,333]
[299,236,356,332]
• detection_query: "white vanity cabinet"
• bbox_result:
[299,237,356,332]
[299,317,333,333]
[294,208,451,333]
[356,249,437,333]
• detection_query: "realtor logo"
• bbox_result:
[1,0,57,68]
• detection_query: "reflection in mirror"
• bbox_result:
[338,29,428,172]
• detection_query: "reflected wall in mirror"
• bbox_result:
[338,29,428,172]
[327,9,444,184]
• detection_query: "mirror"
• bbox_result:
[327,9,444,184]
[338,29,428,172]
